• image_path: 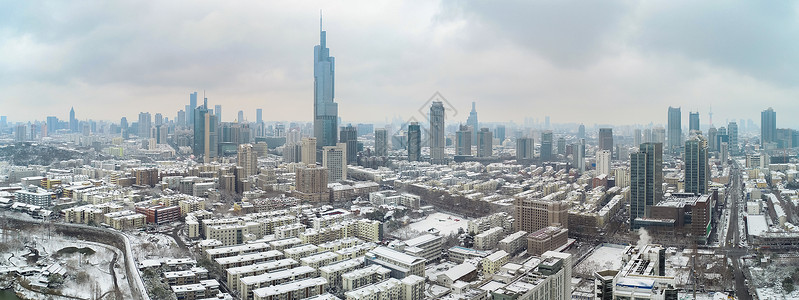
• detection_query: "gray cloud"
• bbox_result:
[1,0,798,129]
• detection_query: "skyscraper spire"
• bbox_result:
[320,10,323,32]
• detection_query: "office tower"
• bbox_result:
[467,102,478,141]
[314,15,339,149]
[633,129,642,147]
[237,110,244,123]
[275,123,285,137]
[630,143,663,229]
[456,125,472,156]
[295,165,329,203]
[684,138,708,195]
[301,137,317,165]
[46,116,58,135]
[478,128,493,157]
[596,150,611,176]
[577,124,586,139]
[572,139,585,173]
[557,137,566,155]
[120,117,129,139]
[194,105,218,163]
[653,127,666,144]
[727,122,738,155]
[494,125,506,144]
[667,106,681,154]
[707,127,717,153]
[517,137,534,160]
[408,122,421,162]
[214,105,222,121]
[545,116,551,129]
[339,124,358,164]
[323,143,347,182]
[138,112,152,138]
[429,101,446,164]
[154,113,163,126]
[68,107,77,133]
[598,128,613,156]
[188,92,198,126]
[689,111,699,133]
[375,128,388,157]
[255,108,263,124]
[237,144,258,176]
[287,128,302,146]
[761,107,776,147]
[540,131,553,161]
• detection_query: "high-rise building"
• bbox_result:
[374,128,388,157]
[556,137,566,155]
[408,122,421,162]
[630,143,663,229]
[214,105,222,122]
[684,138,708,195]
[154,113,163,126]
[456,125,472,156]
[256,108,263,124]
[540,131,553,161]
[237,110,244,123]
[727,122,738,155]
[295,165,329,203]
[494,125,506,144]
[573,139,585,173]
[707,126,717,153]
[323,143,347,182]
[478,128,492,157]
[761,107,776,147]
[598,128,613,156]
[430,101,446,164]
[301,137,317,166]
[653,127,666,144]
[237,144,258,177]
[120,117,129,140]
[689,111,699,133]
[596,150,611,176]
[193,104,218,163]
[46,116,58,136]
[467,102,478,141]
[314,15,339,150]
[632,129,642,148]
[667,106,681,154]
[188,92,198,126]
[577,124,586,139]
[138,112,152,138]
[517,137,534,161]
[339,124,358,164]
[69,107,78,133]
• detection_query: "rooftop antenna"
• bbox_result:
[320,9,323,31]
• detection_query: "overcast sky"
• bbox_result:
[2,0,798,128]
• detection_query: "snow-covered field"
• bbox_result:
[125,231,183,262]
[406,212,468,235]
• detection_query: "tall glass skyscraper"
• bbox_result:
[630,142,663,229]
[314,15,338,150]
[467,102,478,140]
[684,138,708,195]
[430,101,446,164]
[667,106,681,154]
[408,122,421,162]
[761,107,776,147]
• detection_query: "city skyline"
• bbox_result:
[2,2,799,128]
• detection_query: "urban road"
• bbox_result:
[724,161,750,300]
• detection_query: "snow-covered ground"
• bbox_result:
[575,244,626,274]
[0,228,133,299]
[125,231,183,262]
[406,212,468,235]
